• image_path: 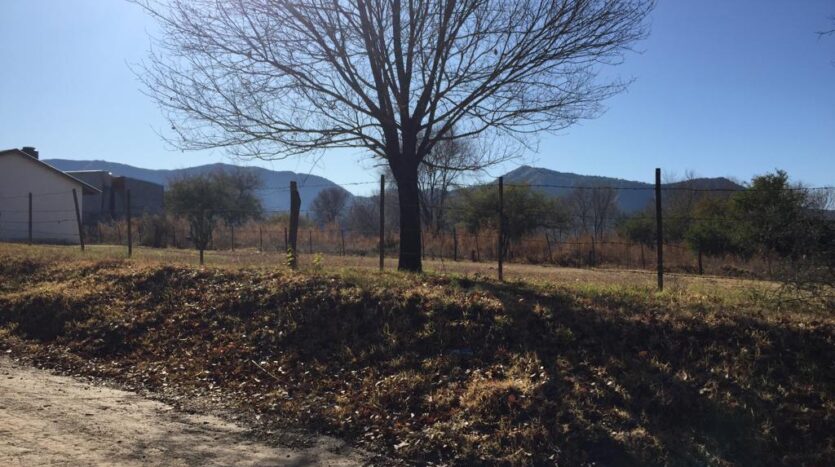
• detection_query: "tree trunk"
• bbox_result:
[393,165,422,272]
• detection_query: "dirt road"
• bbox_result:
[0,357,362,466]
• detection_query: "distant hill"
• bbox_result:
[44,159,349,213]
[44,159,745,215]
[502,165,744,213]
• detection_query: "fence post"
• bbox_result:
[379,174,385,272]
[199,209,205,265]
[545,232,553,263]
[655,168,664,291]
[452,227,458,261]
[72,188,84,251]
[288,181,300,269]
[28,192,32,245]
[308,229,313,254]
[498,176,504,281]
[340,228,346,256]
[698,250,704,275]
[259,225,263,252]
[126,190,132,257]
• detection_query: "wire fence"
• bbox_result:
[1,173,832,287]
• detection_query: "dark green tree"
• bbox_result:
[166,170,263,263]
[684,197,742,274]
[454,184,566,257]
[617,213,655,269]
[731,170,833,286]
[167,174,227,264]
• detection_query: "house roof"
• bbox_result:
[0,148,102,195]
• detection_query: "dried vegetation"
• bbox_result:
[0,247,832,465]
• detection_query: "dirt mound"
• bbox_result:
[0,257,833,465]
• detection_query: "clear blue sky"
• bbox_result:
[1,0,833,194]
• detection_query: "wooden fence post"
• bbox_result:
[126,190,132,257]
[308,229,313,254]
[259,225,263,252]
[340,228,346,256]
[288,181,300,269]
[72,188,84,251]
[655,168,664,291]
[498,177,504,281]
[28,192,32,245]
[379,174,385,272]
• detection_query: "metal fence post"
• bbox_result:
[28,192,32,245]
[126,190,132,257]
[72,189,84,251]
[498,176,504,281]
[655,168,664,291]
[379,174,385,272]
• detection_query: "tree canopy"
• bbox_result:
[136,0,654,271]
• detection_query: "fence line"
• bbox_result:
[2,171,832,287]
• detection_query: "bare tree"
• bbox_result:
[590,186,618,240]
[567,187,593,236]
[343,189,399,234]
[311,187,351,225]
[135,0,654,271]
[418,134,476,233]
[345,197,378,235]
[216,168,264,226]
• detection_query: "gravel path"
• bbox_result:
[0,357,362,466]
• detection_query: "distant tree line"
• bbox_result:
[132,162,831,290]
[618,170,834,287]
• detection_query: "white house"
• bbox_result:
[0,147,100,243]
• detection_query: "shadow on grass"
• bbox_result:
[0,264,832,465]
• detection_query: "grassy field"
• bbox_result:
[0,242,832,465]
[0,242,784,299]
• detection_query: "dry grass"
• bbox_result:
[0,242,832,465]
[0,242,781,300]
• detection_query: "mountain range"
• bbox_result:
[503,166,744,213]
[45,159,744,214]
[45,159,347,213]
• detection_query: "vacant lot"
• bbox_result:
[0,242,832,465]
